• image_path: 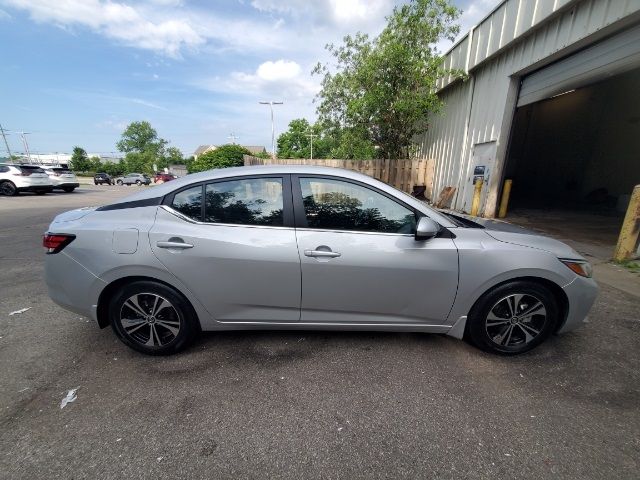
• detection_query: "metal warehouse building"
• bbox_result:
[418,0,640,237]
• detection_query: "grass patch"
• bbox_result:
[614,260,640,274]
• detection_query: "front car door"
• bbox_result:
[149,175,301,322]
[292,175,459,326]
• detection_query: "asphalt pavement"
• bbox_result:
[0,184,639,479]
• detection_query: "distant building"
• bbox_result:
[193,144,267,159]
[169,164,188,177]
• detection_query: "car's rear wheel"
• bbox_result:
[109,281,199,355]
[135,179,141,186]
[0,181,17,196]
[63,187,75,193]
[465,281,559,355]
[94,181,98,185]
[117,179,123,185]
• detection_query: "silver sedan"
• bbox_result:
[44,165,598,355]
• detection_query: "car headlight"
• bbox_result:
[560,259,593,278]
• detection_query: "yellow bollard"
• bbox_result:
[498,179,513,218]
[470,178,483,217]
[613,184,640,262]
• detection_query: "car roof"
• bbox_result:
[104,165,456,227]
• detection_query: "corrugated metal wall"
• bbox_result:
[420,0,640,214]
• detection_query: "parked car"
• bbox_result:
[154,172,177,183]
[43,167,79,193]
[44,165,598,356]
[94,173,113,185]
[115,173,151,186]
[0,164,53,196]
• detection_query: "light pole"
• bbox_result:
[228,133,238,144]
[306,131,317,161]
[20,132,32,163]
[259,101,283,157]
[0,124,12,159]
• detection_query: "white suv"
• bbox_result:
[43,166,80,193]
[0,164,53,196]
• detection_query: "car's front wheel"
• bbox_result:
[116,180,123,185]
[109,280,199,355]
[465,280,559,355]
[135,180,141,186]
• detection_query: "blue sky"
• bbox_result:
[0,0,495,157]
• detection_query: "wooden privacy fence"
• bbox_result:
[244,156,435,197]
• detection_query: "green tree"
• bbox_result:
[165,146,184,165]
[87,156,102,172]
[277,119,336,159]
[313,0,462,159]
[190,144,251,173]
[69,146,90,171]
[117,121,168,174]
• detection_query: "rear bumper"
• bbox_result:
[45,251,105,323]
[558,276,599,333]
[17,185,53,193]
[53,182,80,189]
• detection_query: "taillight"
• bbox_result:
[43,234,75,254]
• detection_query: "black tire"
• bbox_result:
[109,280,199,355]
[117,180,123,185]
[465,280,559,355]
[63,187,75,193]
[135,180,141,186]
[94,181,98,185]
[0,181,18,196]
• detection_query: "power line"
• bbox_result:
[306,131,318,160]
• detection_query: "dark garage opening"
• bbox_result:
[502,68,640,257]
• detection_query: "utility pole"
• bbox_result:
[228,133,238,144]
[306,131,317,161]
[258,101,283,157]
[0,124,12,159]
[20,132,32,163]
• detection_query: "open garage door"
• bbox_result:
[502,25,640,259]
[517,23,640,107]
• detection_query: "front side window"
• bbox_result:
[171,185,202,221]
[299,177,416,234]
[205,177,284,226]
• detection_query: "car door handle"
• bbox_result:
[304,249,341,258]
[156,241,194,249]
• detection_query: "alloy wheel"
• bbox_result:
[485,293,547,347]
[0,182,16,196]
[119,293,181,347]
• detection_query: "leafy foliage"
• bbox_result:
[116,121,169,174]
[189,144,251,173]
[69,146,90,171]
[313,0,463,159]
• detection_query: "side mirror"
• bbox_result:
[415,217,440,240]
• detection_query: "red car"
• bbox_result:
[154,173,177,183]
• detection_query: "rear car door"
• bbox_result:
[149,175,301,322]
[292,175,459,325]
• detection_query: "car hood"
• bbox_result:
[465,217,584,260]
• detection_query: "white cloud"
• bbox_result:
[0,8,11,20]
[256,60,301,81]
[251,0,394,27]
[196,59,319,106]
[1,0,204,57]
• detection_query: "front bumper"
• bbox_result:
[558,276,599,333]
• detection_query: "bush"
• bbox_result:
[190,144,251,173]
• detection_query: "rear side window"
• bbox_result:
[171,186,202,221]
[204,178,284,226]
[0,166,8,173]
[19,166,45,174]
